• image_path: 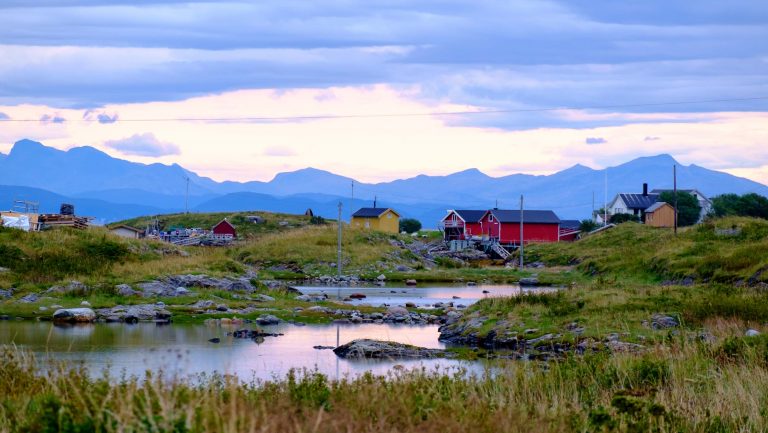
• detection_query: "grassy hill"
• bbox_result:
[527,217,768,285]
[113,210,323,239]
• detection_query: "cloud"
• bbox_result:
[97,113,119,124]
[585,137,607,145]
[40,114,66,123]
[0,112,9,120]
[104,133,180,156]
[644,136,661,141]
[263,146,297,157]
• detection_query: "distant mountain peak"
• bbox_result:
[448,168,490,178]
[10,139,49,155]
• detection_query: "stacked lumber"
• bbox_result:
[39,214,90,230]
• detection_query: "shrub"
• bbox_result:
[399,218,422,234]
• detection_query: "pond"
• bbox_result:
[296,283,553,308]
[0,321,478,381]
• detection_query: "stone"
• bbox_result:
[313,345,335,350]
[605,340,645,353]
[333,339,455,359]
[116,284,139,297]
[0,288,13,299]
[253,294,275,302]
[650,314,679,329]
[81,301,91,306]
[387,306,409,317]
[605,333,620,342]
[18,293,39,303]
[191,300,215,309]
[518,277,539,286]
[467,281,477,286]
[208,338,221,343]
[255,314,280,325]
[38,306,48,311]
[52,308,96,323]
[349,293,366,299]
[405,302,416,308]
[377,274,387,281]
[405,279,417,286]
[295,294,327,302]
[746,329,761,337]
[175,287,190,295]
[482,290,490,294]
[395,265,413,272]
[216,304,229,312]
[155,310,172,322]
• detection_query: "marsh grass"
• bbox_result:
[1,337,767,433]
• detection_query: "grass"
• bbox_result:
[1,335,768,432]
[527,217,768,284]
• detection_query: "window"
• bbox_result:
[387,213,392,219]
[489,214,494,222]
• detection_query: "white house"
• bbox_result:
[109,225,144,239]
[596,183,712,224]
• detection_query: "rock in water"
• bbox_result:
[518,277,539,286]
[52,308,96,323]
[333,339,454,359]
[255,314,280,325]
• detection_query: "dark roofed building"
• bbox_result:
[480,209,561,244]
[351,207,400,233]
[441,209,487,241]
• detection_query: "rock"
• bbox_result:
[405,279,417,286]
[650,314,679,329]
[746,329,761,337]
[0,288,13,299]
[605,340,645,353]
[518,277,539,286]
[155,310,172,322]
[116,284,139,297]
[38,306,48,311]
[467,281,476,286]
[191,300,215,309]
[405,302,416,308]
[255,314,280,325]
[104,315,121,323]
[208,338,221,343]
[52,308,96,323]
[81,301,91,306]
[452,295,461,299]
[216,304,229,312]
[387,306,409,317]
[527,333,557,345]
[377,274,387,281]
[395,265,413,272]
[524,328,539,335]
[605,333,620,342]
[18,293,39,303]
[349,293,366,299]
[253,294,275,302]
[175,287,190,295]
[482,290,490,294]
[295,294,327,302]
[313,345,335,350]
[0,315,9,320]
[333,339,455,359]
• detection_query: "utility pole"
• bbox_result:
[673,164,678,236]
[337,202,343,278]
[592,191,595,222]
[185,176,190,214]
[603,168,608,226]
[350,181,354,220]
[519,195,524,271]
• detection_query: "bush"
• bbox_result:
[609,213,640,224]
[579,219,598,233]
[399,218,422,234]
[659,191,701,226]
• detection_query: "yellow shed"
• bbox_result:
[645,202,676,228]
[351,208,400,233]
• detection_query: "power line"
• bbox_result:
[1,96,766,123]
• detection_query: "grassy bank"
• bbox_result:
[527,217,768,284]
[2,335,767,433]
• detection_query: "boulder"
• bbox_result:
[405,302,416,308]
[333,339,455,359]
[81,301,91,306]
[253,294,275,302]
[376,274,387,281]
[387,306,409,317]
[405,279,417,286]
[216,304,229,312]
[349,293,367,299]
[116,284,139,297]
[19,293,39,303]
[518,277,539,286]
[746,329,761,337]
[53,308,96,323]
[175,287,190,296]
[0,288,13,299]
[650,314,679,329]
[191,300,215,309]
[296,294,327,302]
[255,314,280,325]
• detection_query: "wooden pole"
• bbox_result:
[337,202,343,278]
[519,195,524,271]
[673,164,678,235]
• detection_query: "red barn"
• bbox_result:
[441,209,486,241]
[480,209,560,245]
[212,219,236,240]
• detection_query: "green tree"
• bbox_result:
[659,191,701,226]
[399,218,422,233]
[711,193,768,219]
[711,193,742,217]
[579,219,598,233]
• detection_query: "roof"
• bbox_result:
[486,209,561,224]
[212,219,236,230]
[618,193,659,210]
[559,219,581,230]
[352,208,399,218]
[446,209,487,223]
[645,201,672,213]
[110,224,142,233]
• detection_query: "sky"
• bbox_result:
[0,0,767,184]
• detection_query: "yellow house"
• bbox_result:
[351,208,400,233]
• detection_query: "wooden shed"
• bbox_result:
[644,202,676,228]
[110,225,143,239]
[212,219,237,239]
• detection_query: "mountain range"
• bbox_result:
[1,139,766,226]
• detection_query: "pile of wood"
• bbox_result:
[39,214,90,230]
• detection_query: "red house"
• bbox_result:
[212,219,237,240]
[441,210,487,241]
[480,209,560,245]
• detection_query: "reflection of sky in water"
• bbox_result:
[0,322,484,381]
[296,283,554,308]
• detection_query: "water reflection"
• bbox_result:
[0,321,479,381]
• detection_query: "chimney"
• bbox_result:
[642,183,648,197]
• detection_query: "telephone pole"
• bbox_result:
[337,202,343,278]
[519,195,524,271]
[673,164,678,236]
[185,176,190,214]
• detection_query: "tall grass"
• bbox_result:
[1,338,766,433]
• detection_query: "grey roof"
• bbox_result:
[452,209,487,223]
[645,202,670,213]
[352,207,395,218]
[559,219,581,230]
[488,209,561,224]
[619,193,659,210]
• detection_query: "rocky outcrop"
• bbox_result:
[53,308,96,323]
[46,281,89,295]
[333,339,456,359]
[0,288,13,299]
[137,274,255,297]
[94,304,172,323]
